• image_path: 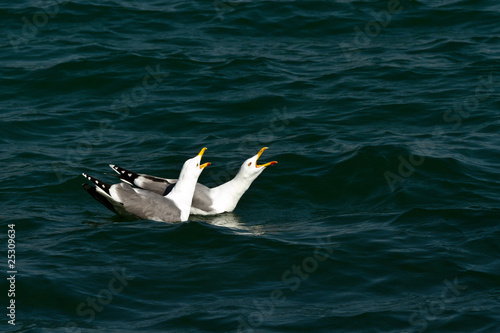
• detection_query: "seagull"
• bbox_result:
[82,148,210,222]
[109,147,277,216]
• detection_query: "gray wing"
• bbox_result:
[110,165,217,215]
[110,164,177,195]
[111,183,182,222]
[82,175,136,219]
[191,183,215,213]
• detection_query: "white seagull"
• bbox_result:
[82,148,210,222]
[109,147,277,216]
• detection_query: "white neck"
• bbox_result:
[167,168,199,221]
[211,171,256,212]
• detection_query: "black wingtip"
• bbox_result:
[109,164,119,174]
[81,182,118,214]
[108,165,139,184]
[82,173,112,196]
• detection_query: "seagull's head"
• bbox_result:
[238,147,277,181]
[180,147,211,180]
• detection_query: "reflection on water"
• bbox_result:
[85,212,267,235]
[193,212,266,235]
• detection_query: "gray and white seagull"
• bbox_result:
[109,147,277,216]
[82,148,210,223]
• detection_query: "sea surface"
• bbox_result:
[1,0,499,332]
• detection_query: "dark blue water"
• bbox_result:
[1,0,499,332]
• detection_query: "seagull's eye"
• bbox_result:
[196,163,199,167]
[248,162,252,166]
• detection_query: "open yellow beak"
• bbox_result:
[198,147,207,157]
[197,147,211,169]
[256,147,278,168]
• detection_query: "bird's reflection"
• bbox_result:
[193,212,265,235]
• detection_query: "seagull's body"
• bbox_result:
[110,147,277,216]
[82,148,210,222]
